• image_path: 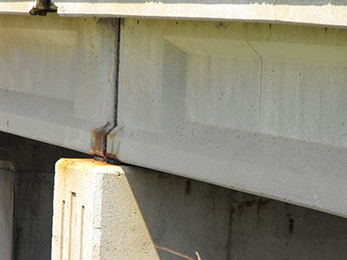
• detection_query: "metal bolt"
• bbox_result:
[29,0,58,16]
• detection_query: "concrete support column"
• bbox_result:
[52,159,160,260]
[52,159,231,260]
[0,151,15,260]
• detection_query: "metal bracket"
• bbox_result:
[29,0,58,16]
[90,123,113,161]
[90,123,121,164]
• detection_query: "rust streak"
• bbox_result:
[105,126,124,163]
[90,123,112,161]
[257,199,268,217]
[288,218,294,235]
[185,180,192,196]
[237,199,255,219]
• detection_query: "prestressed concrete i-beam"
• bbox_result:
[1,11,347,218]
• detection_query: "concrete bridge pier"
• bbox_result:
[0,149,15,260]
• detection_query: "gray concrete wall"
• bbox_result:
[0,131,88,260]
[0,159,15,260]
[121,166,347,260]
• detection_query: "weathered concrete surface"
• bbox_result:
[229,192,347,259]
[2,1,347,27]
[53,159,231,259]
[53,159,160,260]
[0,134,346,259]
[0,159,15,260]
[0,2,32,14]
[0,14,117,153]
[109,18,347,217]
[53,159,347,260]
[53,159,230,259]
[0,131,89,260]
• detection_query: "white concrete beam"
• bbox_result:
[109,19,347,217]
[0,2,32,15]
[0,15,117,153]
[2,1,347,27]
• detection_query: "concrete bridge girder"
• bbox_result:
[1,1,347,28]
[0,15,117,153]
[0,13,347,218]
[110,19,347,217]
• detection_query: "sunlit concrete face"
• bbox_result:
[0,15,117,153]
[53,159,161,260]
[2,0,345,27]
[110,19,347,217]
[53,159,233,259]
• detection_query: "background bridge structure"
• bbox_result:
[1,1,347,259]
